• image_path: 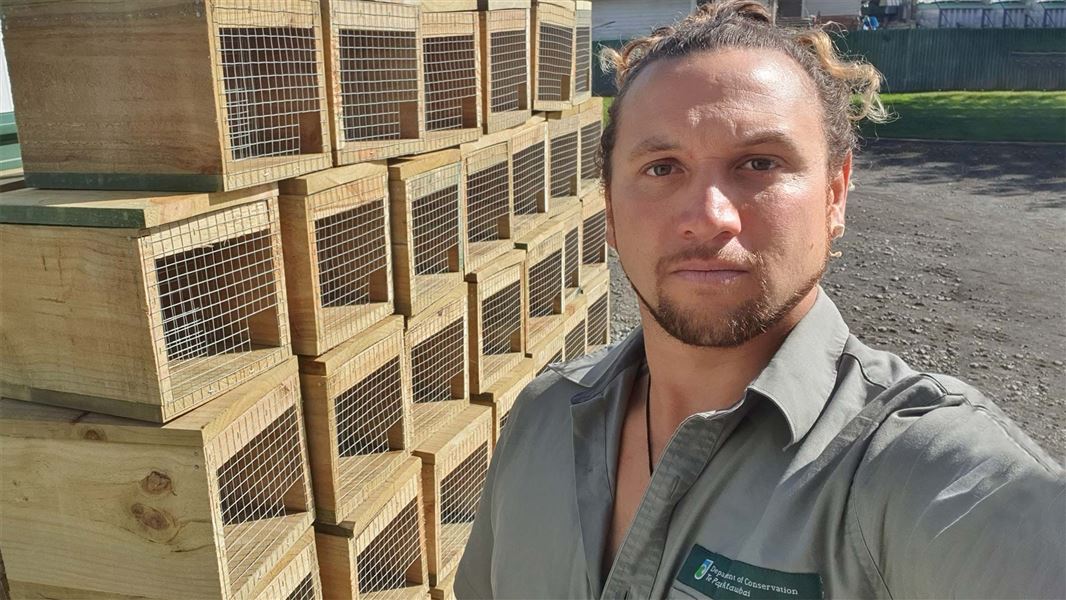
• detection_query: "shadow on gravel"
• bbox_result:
[856,139,1066,206]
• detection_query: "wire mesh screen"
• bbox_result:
[582,210,607,265]
[537,351,562,376]
[423,30,477,132]
[574,30,590,94]
[338,13,419,142]
[411,319,465,403]
[466,161,509,243]
[287,574,316,600]
[512,142,545,216]
[336,358,404,457]
[218,25,323,161]
[564,319,586,361]
[439,444,489,565]
[528,251,562,318]
[151,202,282,402]
[588,293,609,346]
[550,132,578,198]
[580,122,601,181]
[499,408,511,432]
[315,200,388,310]
[356,499,422,597]
[537,23,573,102]
[489,29,528,113]
[564,227,580,288]
[217,406,306,590]
[410,172,461,275]
[482,282,522,356]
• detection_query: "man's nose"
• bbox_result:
[677,175,742,242]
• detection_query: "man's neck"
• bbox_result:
[640,289,819,429]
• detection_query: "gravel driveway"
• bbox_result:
[608,139,1066,461]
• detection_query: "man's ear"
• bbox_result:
[604,184,617,250]
[828,152,851,232]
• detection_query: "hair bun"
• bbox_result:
[693,0,772,25]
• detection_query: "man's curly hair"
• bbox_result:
[598,0,888,183]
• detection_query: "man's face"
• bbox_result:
[606,48,850,347]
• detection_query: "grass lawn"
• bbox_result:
[600,92,1066,143]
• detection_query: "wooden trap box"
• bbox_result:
[515,220,566,351]
[551,201,584,299]
[0,358,315,600]
[405,287,471,449]
[460,135,514,274]
[0,187,292,423]
[413,404,493,586]
[547,112,582,205]
[573,1,592,105]
[299,316,412,526]
[472,356,534,445]
[562,290,588,362]
[480,9,532,134]
[508,117,552,243]
[583,259,611,353]
[389,151,467,317]
[580,186,609,285]
[323,0,426,165]
[315,456,428,600]
[280,163,395,357]
[466,250,527,395]
[531,0,576,111]
[2,0,332,192]
[577,97,603,196]
[419,11,483,153]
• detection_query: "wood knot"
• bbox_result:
[82,429,105,441]
[140,471,173,495]
[130,503,173,532]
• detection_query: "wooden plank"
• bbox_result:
[389,150,463,181]
[243,528,322,600]
[471,357,534,445]
[422,0,480,11]
[279,162,388,197]
[0,184,276,228]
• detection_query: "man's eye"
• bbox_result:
[744,158,777,171]
[644,163,676,177]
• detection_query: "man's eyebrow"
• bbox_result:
[628,137,681,160]
[736,129,802,152]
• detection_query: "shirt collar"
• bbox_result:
[551,287,850,446]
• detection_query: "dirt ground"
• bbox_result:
[608,140,1066,461]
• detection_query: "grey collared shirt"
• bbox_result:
[455,289,1065,599]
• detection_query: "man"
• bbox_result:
[455,1,1066,598]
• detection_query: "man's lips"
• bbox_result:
[670,269,747,283]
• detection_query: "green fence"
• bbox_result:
[594,29,1066,95]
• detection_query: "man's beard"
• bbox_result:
[621,234,830,348]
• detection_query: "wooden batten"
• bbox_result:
[314,457,428,600]
[0,357,314,600]
[404,286,470,448]
[480,9,532,134]
[546,113,582,205]
[507,117,551,243]
[516,218,566,350]
[323,1,426,164]
[528,316,566,376]
[562,290,588,361]
[247,529,323,600]
[412,405,493,586]
[388,151,467,316]
[298,316,412,526]
[531,0,576,112]
[418,11,483,153]
[2,0,331,191]
[477,0,531,8]
[279,162,395,356]
[583,262,611,353]
[430,569,457,600]
[0,193,292,423]
[471,357,534,445]
[460,136,514,274]
[466,249,527,395]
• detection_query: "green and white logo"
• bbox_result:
[694,559,713,580]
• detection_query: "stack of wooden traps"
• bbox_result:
[0,0,607,598]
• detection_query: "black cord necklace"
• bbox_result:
[645,373,654,476]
